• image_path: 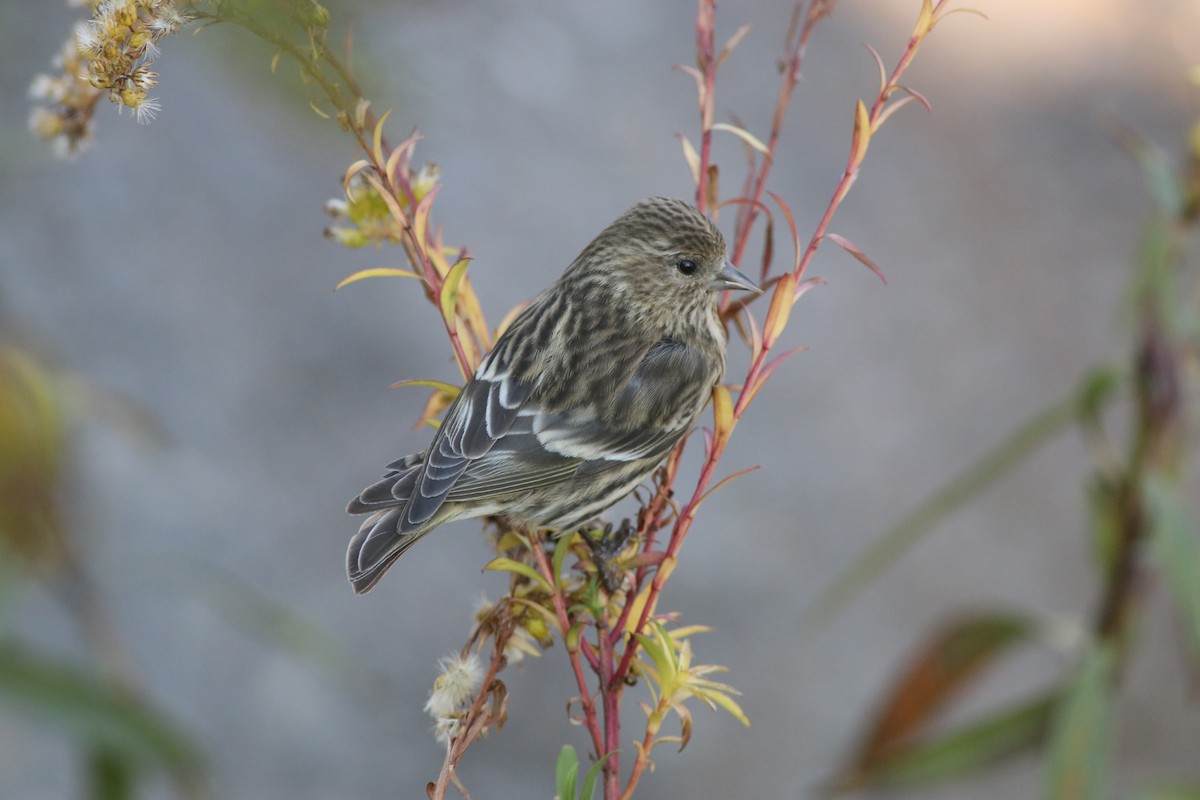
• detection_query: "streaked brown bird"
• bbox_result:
[346,197,760,593]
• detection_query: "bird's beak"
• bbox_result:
[710,259,762,294]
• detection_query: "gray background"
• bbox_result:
[2,0,1199,797]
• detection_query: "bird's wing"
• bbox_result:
[398,346,540,532]
[374,336,716,528]
[447,337,716,498]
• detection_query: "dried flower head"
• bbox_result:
[425,651,484,743]
[29,0,188,156]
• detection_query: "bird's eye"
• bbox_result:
[676,259,698,276]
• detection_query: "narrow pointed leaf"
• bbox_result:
[711,123,771,157]
[826,233,886,283]
[767,191,802,276]
[1043,643,1116,800]
[864,43,887,95]
[0,644,202,778]
[711,384,734,448]
[693,466,759,511]
[940,7,990,22]
[896,85,933,113]
[673,63,706,104]
[579,751,616,800]
[677,133,701,185]
[389,379,461,397]
[830,690,1059,792]
[483,557,551,594]
[741,346,805,408]
[848,613,1035,771]
[850,99,872,170]
[309,99,331,119]
[335,267,421,290]
[371,109,391,165]
[341,159,371,199]
[762,272,797,349]
[438,257,473,323]
[551,532,577,587]
[915,0,935,36]
[412,183,440,253]
[1143,472,1200,658]
[716,23,751,67]
[1141,787,1200,800]
[555,744,579,800]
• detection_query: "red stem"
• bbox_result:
[694,0,717,212]
[612,0,947,690]
[527,533,606,757]
[728,0,825,268]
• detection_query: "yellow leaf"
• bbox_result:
[483,556,551,594]
[711,384,734,445]
[439,257,473,324]
[411,184,439,251]
[341,159,370,200]
[334,267,421,290]
[711,122,771,157]
[915,0,934,36]
[850,99,872,171]
[762,272,797,349]
[623,583,656,637]
[389,379,462,396]
[371,109,391,168]
[677,133,701,186]
[309,99,330,120]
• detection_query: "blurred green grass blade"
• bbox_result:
[1141,786,1200,800]
[0,642,203,779]
[1043,643,1116,800]
[834,690,1059,791]
[89,746,137,800]
[1142,472,1200,659]
[802,390,1083,630]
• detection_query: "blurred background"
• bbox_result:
[2,0,1199,797]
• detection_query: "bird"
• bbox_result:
[346,196,761,594]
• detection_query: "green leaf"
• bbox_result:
[835,612,1036,787]
[0,643,203,780]
[842,690,1058,790]
[484,557,552,594]
[551,532,576,588]
[1043,643,1116,800]
[1143,472,1200,658]
[579,750,616,800]
[1141,785,1200,800]
[555,744,579,800]
[89,746,137,800]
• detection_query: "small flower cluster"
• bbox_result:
[29,0,187,157]
[325,162,441,248]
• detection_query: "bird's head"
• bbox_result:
[569,197,761,329]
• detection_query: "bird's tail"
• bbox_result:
[346,507,431,594]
